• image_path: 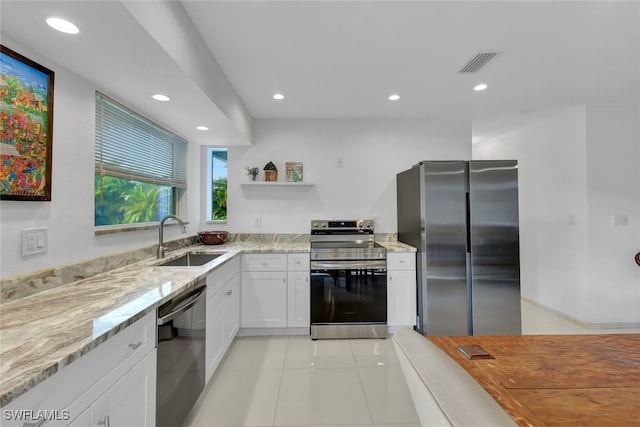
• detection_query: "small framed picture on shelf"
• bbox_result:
[285,162,303,182]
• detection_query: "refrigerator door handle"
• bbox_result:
[465,192,471,253]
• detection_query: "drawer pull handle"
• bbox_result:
[23,420,46,427]
[225,290,232,296]
[129,342,142,350]
[98,416,110,427]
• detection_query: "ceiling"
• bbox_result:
[1,1,638,145]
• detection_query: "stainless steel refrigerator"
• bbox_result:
[396,160,521,336]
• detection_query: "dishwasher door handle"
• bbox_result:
[157,287,206,325]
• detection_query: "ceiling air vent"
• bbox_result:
[457,51,501,74]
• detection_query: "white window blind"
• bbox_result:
[95,92,187,188]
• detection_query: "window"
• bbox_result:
[94,92,187,227]
[206,148,227,221]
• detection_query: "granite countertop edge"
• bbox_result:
[0,240,415,407]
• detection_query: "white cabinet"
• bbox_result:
[223,276,240,343]
[205,257,241,383]
[287,254,310,327]
[2,313,156,427]
[241,271,287,327]
[387,252,417,329]
[206,287,225,382]
[241,253,310,330]
[70,350,156,427]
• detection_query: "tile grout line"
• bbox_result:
[350,340,376,426]
[271,336,292,427]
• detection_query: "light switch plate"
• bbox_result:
[21,228,48,256]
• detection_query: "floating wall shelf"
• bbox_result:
[240,181,315,187]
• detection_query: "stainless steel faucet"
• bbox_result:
[157,214,187,259]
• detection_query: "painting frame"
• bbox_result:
[1,44,54,201]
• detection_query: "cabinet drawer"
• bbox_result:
[242,253,287,271]
[387,252,416,270]
[207,256,240,296]
[287,253,310,271]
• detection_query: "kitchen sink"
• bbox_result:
[157,252,222,267]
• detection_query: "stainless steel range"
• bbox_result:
[310,219,387,339]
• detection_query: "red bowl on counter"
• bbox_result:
[198,231,229,245]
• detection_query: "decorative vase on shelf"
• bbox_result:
[263,161,278,182]
[245,166,259,181]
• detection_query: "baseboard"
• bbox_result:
[237,327,310,337]
[522,297,640,330]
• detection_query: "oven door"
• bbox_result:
[310,260,387,325]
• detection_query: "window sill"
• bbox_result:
[95,221,190,235]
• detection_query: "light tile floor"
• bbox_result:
[183,301,640,427]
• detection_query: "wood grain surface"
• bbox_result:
[428,334,640,427]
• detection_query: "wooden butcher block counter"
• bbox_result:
[428,334,640,427]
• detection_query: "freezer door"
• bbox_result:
[423,161,469,336]
[469,160,521,335]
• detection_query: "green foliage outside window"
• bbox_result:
[95,174,174,226]
[212,177,227,220]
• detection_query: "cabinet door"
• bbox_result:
[241,272,287,327]
[67,406,91,426]
[388,270,417,327]
[206,290,225,383]
[223,275,240,343]
[287,271,310,327]
[91,349,156,427]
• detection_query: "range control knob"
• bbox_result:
[356,220,364,229]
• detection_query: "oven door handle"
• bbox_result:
[310,260,387,270]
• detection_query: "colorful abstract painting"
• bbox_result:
[1,45,54,201]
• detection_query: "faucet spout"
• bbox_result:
[157,214,187,259]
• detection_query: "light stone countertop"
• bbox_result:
[0,240,414,407]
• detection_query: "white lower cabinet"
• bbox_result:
[387,252,417,328]
[286,252,310,328]
[68,350,156,427]
[223,276,240,343]
[205,257,241,383]
[241,253,310,331]
[241,271,287,327]
[206,287,225,383]
[287,271,310,327]
[1,312,156,427]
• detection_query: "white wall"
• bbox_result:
[474,105,640,326]
[0,37,471,279]
[213,119,471,234]
[0,38,204,278]
[584,105,640,324]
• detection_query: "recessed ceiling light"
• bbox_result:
[474,83,488,91]
[152,94,171,102]
[46,17,79,34]
[273,93,284,100]
[388,94,400,101]
[196,125,209,131]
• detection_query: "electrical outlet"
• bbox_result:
[21,228,48,256]
[612,214,628,226]
[254,216,262,228]
[337,157,344,168]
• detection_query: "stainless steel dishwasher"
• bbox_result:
[156,283,206,427]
